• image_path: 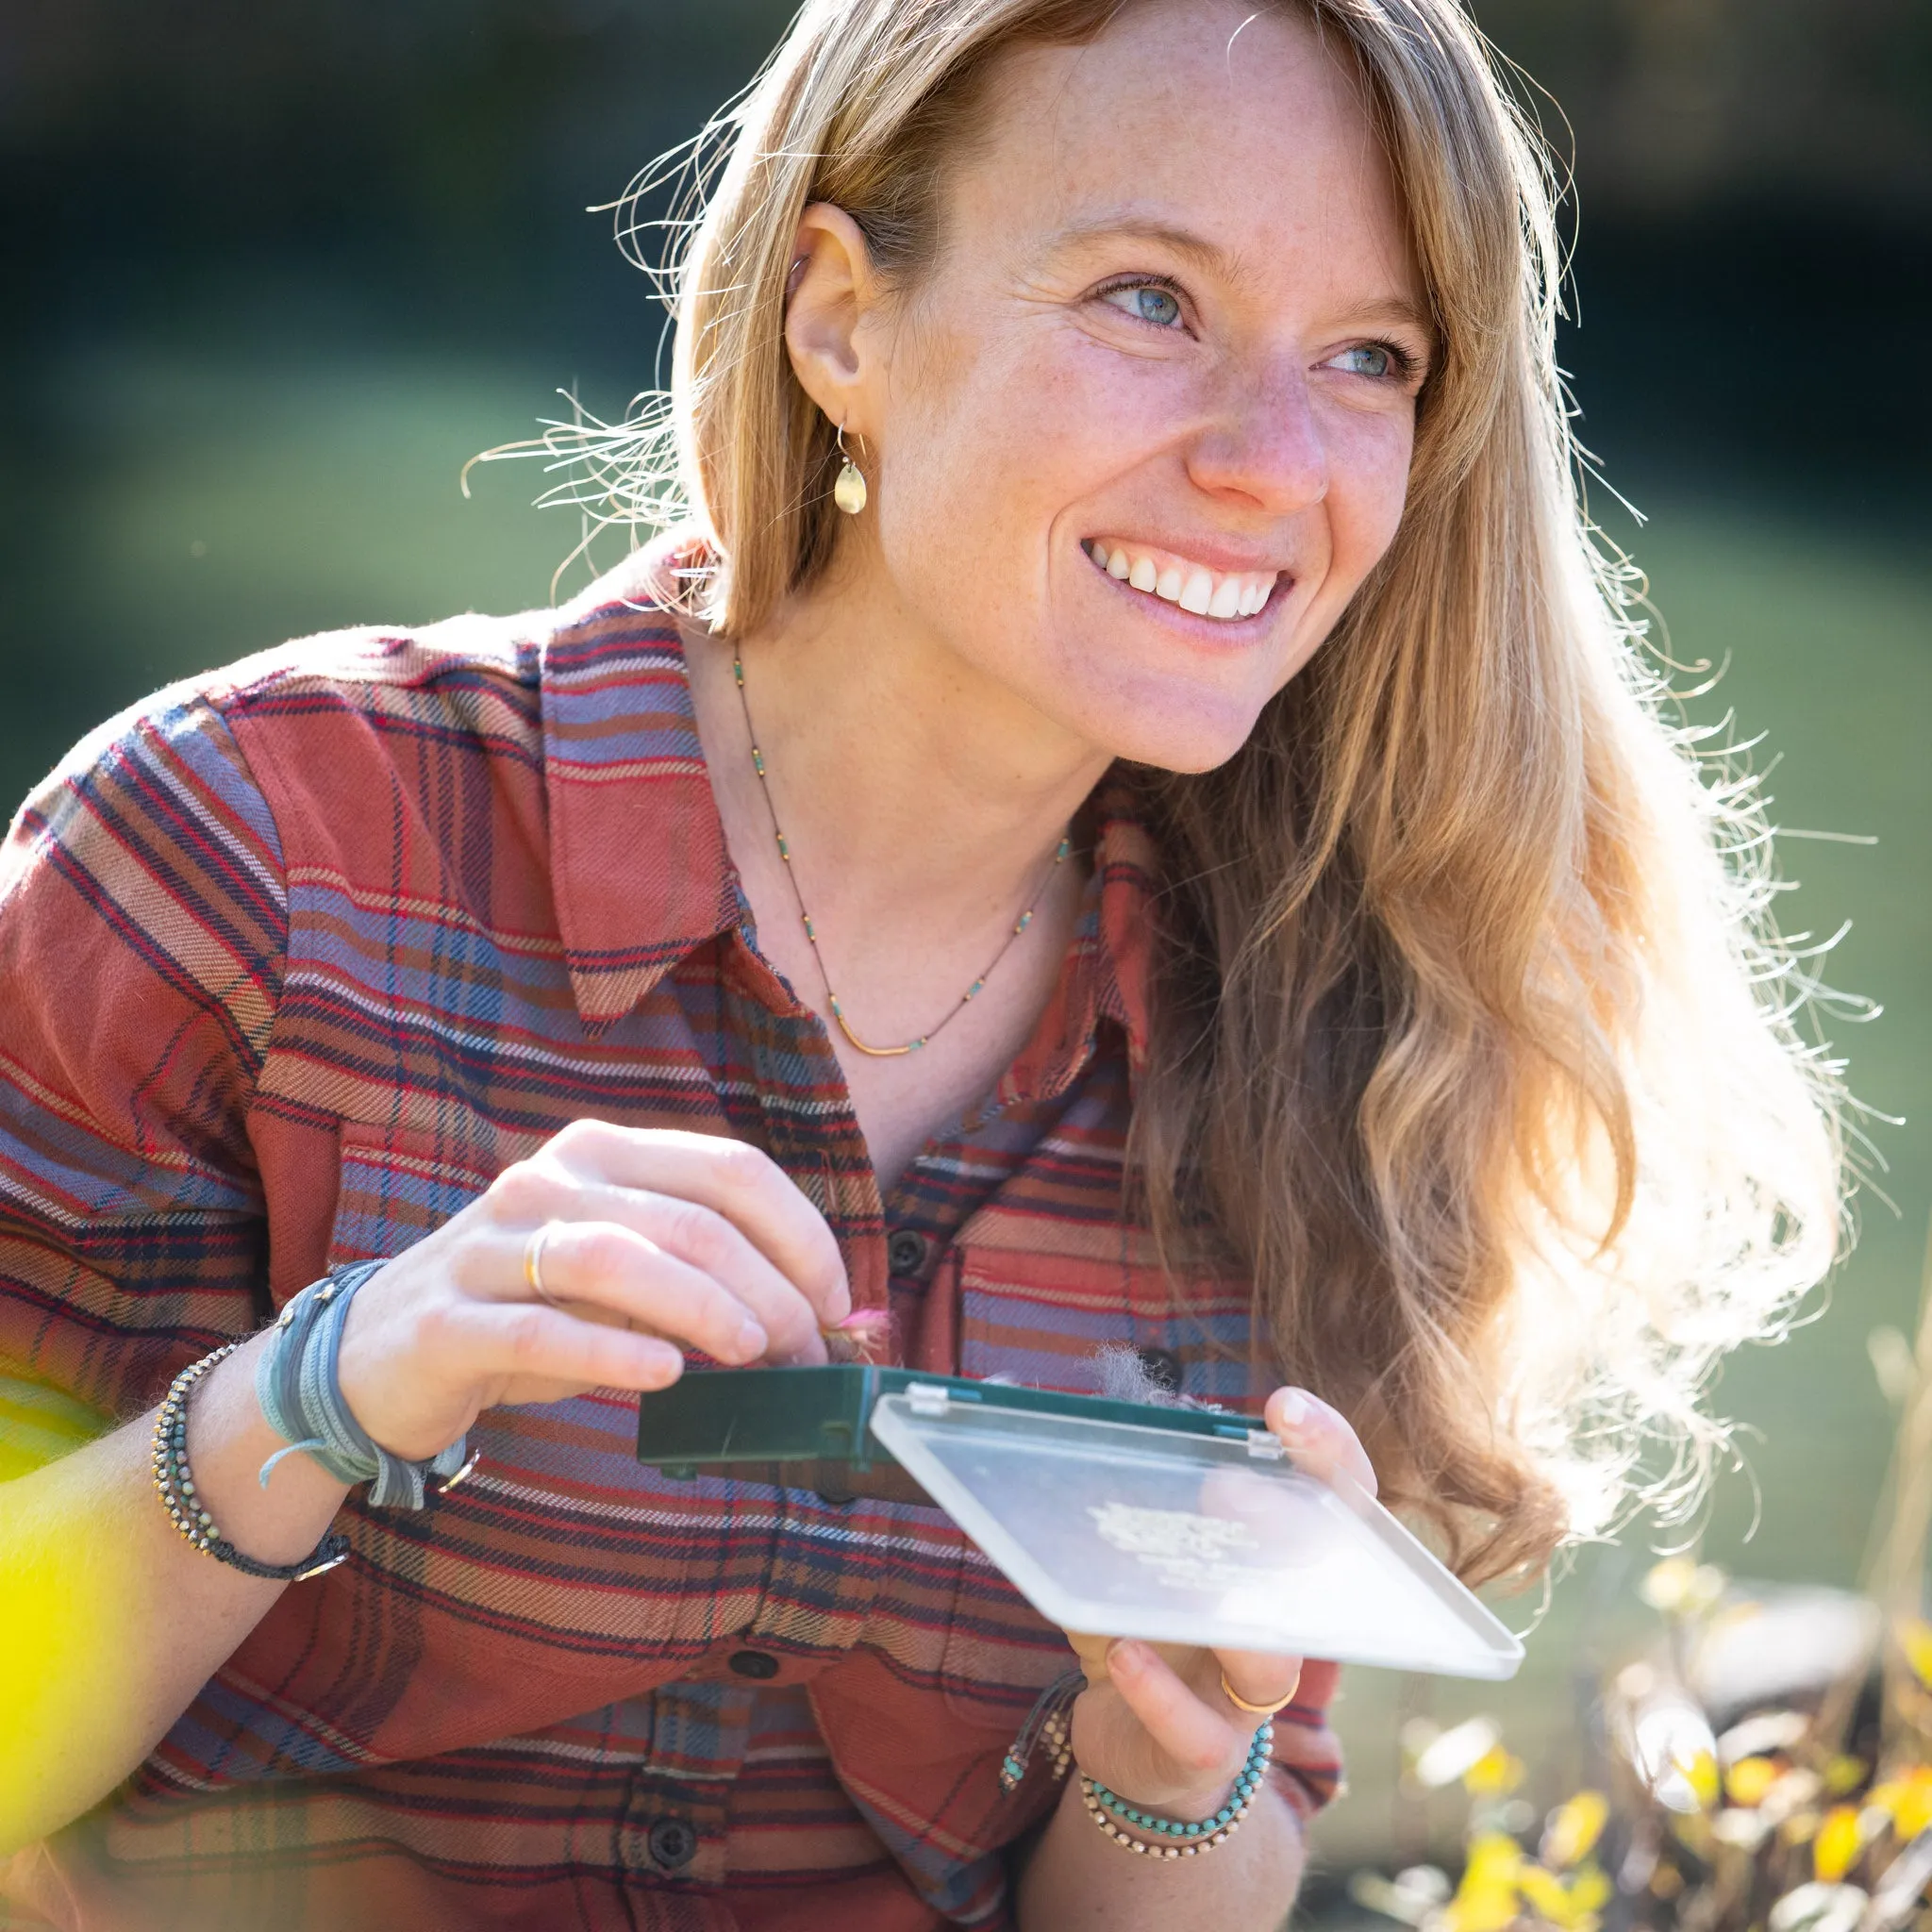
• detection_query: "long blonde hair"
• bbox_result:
[524,0,1846,1584]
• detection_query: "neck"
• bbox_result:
[688,550,1110,945]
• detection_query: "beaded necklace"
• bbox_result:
[731,649,1071,1058]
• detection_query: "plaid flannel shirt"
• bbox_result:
[0,554,1342,1931]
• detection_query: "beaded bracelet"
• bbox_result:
[999,1675,1274,1862]
[1081,1720,1275,1859]
[151,1343,351,1584]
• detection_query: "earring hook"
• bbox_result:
[832,417,869,516]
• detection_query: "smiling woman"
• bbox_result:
[0,2,1843,1929]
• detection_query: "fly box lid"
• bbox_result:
[636,1365,1523,1680]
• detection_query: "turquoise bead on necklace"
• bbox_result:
[732,649,1072,1059]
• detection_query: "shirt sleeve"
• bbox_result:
[1270,1656,1346,1818]
[0,688,286,1466]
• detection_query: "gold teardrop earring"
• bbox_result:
[832,422,868,515]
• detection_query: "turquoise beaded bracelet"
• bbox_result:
[1080,1720,1274,1859]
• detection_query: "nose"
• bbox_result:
[1184,357,1329,514]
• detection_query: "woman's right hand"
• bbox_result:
[333,1122,852,1462]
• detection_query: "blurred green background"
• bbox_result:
[2,0,1926,1893]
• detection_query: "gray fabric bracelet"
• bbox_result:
[256,1259,471,1508]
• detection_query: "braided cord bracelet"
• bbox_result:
[151,1344,350,1583]
[255,1260,474,1508]
[154,1260,476,1584]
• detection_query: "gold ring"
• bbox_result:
[1219,1666,1299,1717]
[523,1223,560,1306]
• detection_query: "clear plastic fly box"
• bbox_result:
[636,1365,1524,1681]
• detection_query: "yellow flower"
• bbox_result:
[1543,1791,1609,1870]
[1677,1748,1722,1811]
[1823,1756,1867,1798]
[1868,1766,1932,1840]
[1466,1744,1525,1797]
[1813,1805,1863,1883]
[1442,1832,1524,1932]
[1517,1864,1576,1925]
[1517,1860,1610,1930]
[1727,1756,1782,1808]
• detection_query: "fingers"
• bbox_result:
[483,1220,792,1366]
[481,1180,831,1364]
[438,1297,688,1394]
[1101,1641,1245,1784]
[542,1124,851,1328]
[1266,1385,1377,1496]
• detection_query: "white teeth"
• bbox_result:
[1091,542,1280,622]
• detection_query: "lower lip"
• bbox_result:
[1085,549,1285,635]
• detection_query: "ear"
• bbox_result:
[784,203,887,441]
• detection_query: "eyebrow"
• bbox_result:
[1045,210,1441,352]
[1048,211,1244,281]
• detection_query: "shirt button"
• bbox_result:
[1135,1345,1184,1396]
[728,1648,780,1680]
[887,1227,933,1280]
[646,1816,697,1871]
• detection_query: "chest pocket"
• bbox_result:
[934,1234,1263,1735]
[327,1119,506,1265]
[955,1235,1258,1405]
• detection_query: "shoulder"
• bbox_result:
[204,605,550,752]
[206,543,701,774]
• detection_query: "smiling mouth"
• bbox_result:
[1083,539,1281,622]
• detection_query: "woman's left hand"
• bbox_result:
[1060,1387,1374,1817]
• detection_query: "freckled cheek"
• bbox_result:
[1325,417,1417,588]
[974,357,1134,537]
[905,355,1126,590]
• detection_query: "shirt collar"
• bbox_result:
[539,545,1158,1067]
[541,551,740,1026]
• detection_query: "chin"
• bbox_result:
[1075,683,1272,776]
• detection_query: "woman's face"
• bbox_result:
[807,0,1433,774]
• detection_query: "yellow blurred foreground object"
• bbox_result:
[1463,1742,1524,1797]
[1541,1790,1609,1869]
[1811,1805,1864,1883]
[1727,1756,1783,1807]
[1442,1832,1525,1932]
[1867,1765,1932,1840]
[1517,1858,1610,1930]
[0,1437,139,1854]
[0,1377,108,1482]
[1898,1617,1932,1692]
[1442,1829,1608,1932]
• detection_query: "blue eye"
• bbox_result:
[1102,283,1183,328]
[1329,343,1396,378]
